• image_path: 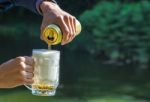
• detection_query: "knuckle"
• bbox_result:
[70,34,74,38]
[72,34,76,38]
[70,30,74,35]
[15,57,24,63]
[69,15,73,19]
[68,14,75,19]
[64,15,69,19]
[72,16,76,19]
[18,62,25,70]
[55,15,60,18]
[55,15,63,20]
[68,31,74,36]
[64,28,70,34]
[68,33,72,37]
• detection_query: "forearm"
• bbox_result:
[0,0,57,14]
[0,0,14,12]
[14,0,58,14]
[0,62,6,88]
[40,1,60,16]
[13,0,39,14]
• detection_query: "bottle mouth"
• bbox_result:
[47,35,54,41]
[43,24,62,45]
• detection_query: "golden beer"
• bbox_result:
[32,84,55,90]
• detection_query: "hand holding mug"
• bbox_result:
[0,56,34,88]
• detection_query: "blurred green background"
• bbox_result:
[1,0,150,102]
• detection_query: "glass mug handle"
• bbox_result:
[24,58,36,94]
[24,84,32,91]
[24,56,34,91]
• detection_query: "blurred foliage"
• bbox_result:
[69,0,150,65]
[59,0,99,17]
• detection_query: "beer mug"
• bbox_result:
[25,49,60,96]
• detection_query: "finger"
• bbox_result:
[23,78,34,85]
[24,56,34,66]
[68,17,76,43]
[58,16,69,45]
[20,62,34,73]
[64,16,73,43]
[40,25,45,40]
[72,17,76,35]
[21,71,34,79]
[24,65,34,73]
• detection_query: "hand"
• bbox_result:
[40,1,77,45]
[0,56,34,88]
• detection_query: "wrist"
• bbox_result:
[37,0,58,15]
[0,65,4,81]
[0,66,7,88]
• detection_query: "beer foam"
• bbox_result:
[33,49,60,82]
[33,49,59,55]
